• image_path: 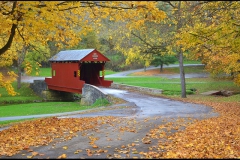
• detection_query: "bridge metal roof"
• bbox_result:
[49,49,95,62]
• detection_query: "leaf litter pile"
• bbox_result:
[0,101,239,158]
[0,116,118,157]
[140,101,240,158]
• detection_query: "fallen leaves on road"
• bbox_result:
[0,99,239,159]
[132,68,175,76]
[139,101,240,159]
[58,153,67,159]
[0,116,117,157]
[142,137,151,144]
[62,146,68,150]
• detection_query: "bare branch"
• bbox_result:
[161,1,177,8]
[0,1,18,56]
[0,1,16,15]
[17,27,25,41]
[131,31,153,48]
[36,1,136,11]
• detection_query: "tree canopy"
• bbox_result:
[1,1,239,97]
[0,1,166,96]
[176,1,240,86]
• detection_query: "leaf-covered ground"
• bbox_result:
[0,100,239,158]
[132,68,176,76]
[140,101,240,158]
[0,69,239,158]
[0,116,119,157]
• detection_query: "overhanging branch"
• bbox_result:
[0,1,18,56]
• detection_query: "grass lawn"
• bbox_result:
[0,99,110,117]
[0,102,82,117]
[178,60,202,64]
[129,65,207,76]
[1,61,239,159]
[0,82,42,104]
[163,65,207,74]
[106,76,240,98]
[1,63,239,126]
[0,97,111,126]
[0,80,111,127]
[105,65,240,101]
[31,68,117,77]
[0,118,37,127]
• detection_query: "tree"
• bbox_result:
[71,31,101,50]
[176,1,240,86]
[151,53,177,72]
[0,1,166,96]
[16,43,28,90]
[107,1,197,98]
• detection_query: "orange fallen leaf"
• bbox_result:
[121,145,126,148]
[32,152,38,156]
[62,146,68,150]
[58,153,67,159]
[92,144,98,148]
[27,155,33,159]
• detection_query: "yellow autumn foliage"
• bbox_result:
[176,1,240,86]
[0,1,166,96]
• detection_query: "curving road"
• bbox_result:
[1,64,219,159]
[105,64,207,78]
[1,86,218,159]
[20,64,208,83]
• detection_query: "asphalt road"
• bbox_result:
[1,88,218,159]
[0,64,218,159]
[20,64,207,83]
[105,64,207,78]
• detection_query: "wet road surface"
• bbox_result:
[1,64,218,159]
[20,64,207,83]
[1,87,218,159]
[105,64,207,78]
[63,87,217,120]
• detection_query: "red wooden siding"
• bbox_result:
[45,49,113,94]
[80,50,110,62]
[45,62,85,93]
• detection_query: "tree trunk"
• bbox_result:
[160,64,163,72]
[178,51,186,98]
[17,44,28,89]
[176,1,187,98]
[17,63,22,89]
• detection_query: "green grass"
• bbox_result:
[0,82,42,104]
[164,65,207,74]
[30,68,117,77]
[0,98,111,126]
[1,63,239,127]
[0,101,105,117]
[0,118,37,127]
[129,65,207,76]
[37,67,52,77]
[29,67,51,77]
[177,60,202,64]
[104,70,117,75]
[25,60,201,77]
[91,98,110,107]
[105,76,240,97]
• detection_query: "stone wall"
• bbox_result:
[110,83,163,95]
[29,80,76,101]
[29,80,48,97]
[80,84,108,106]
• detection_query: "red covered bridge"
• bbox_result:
[45,49,113,94]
